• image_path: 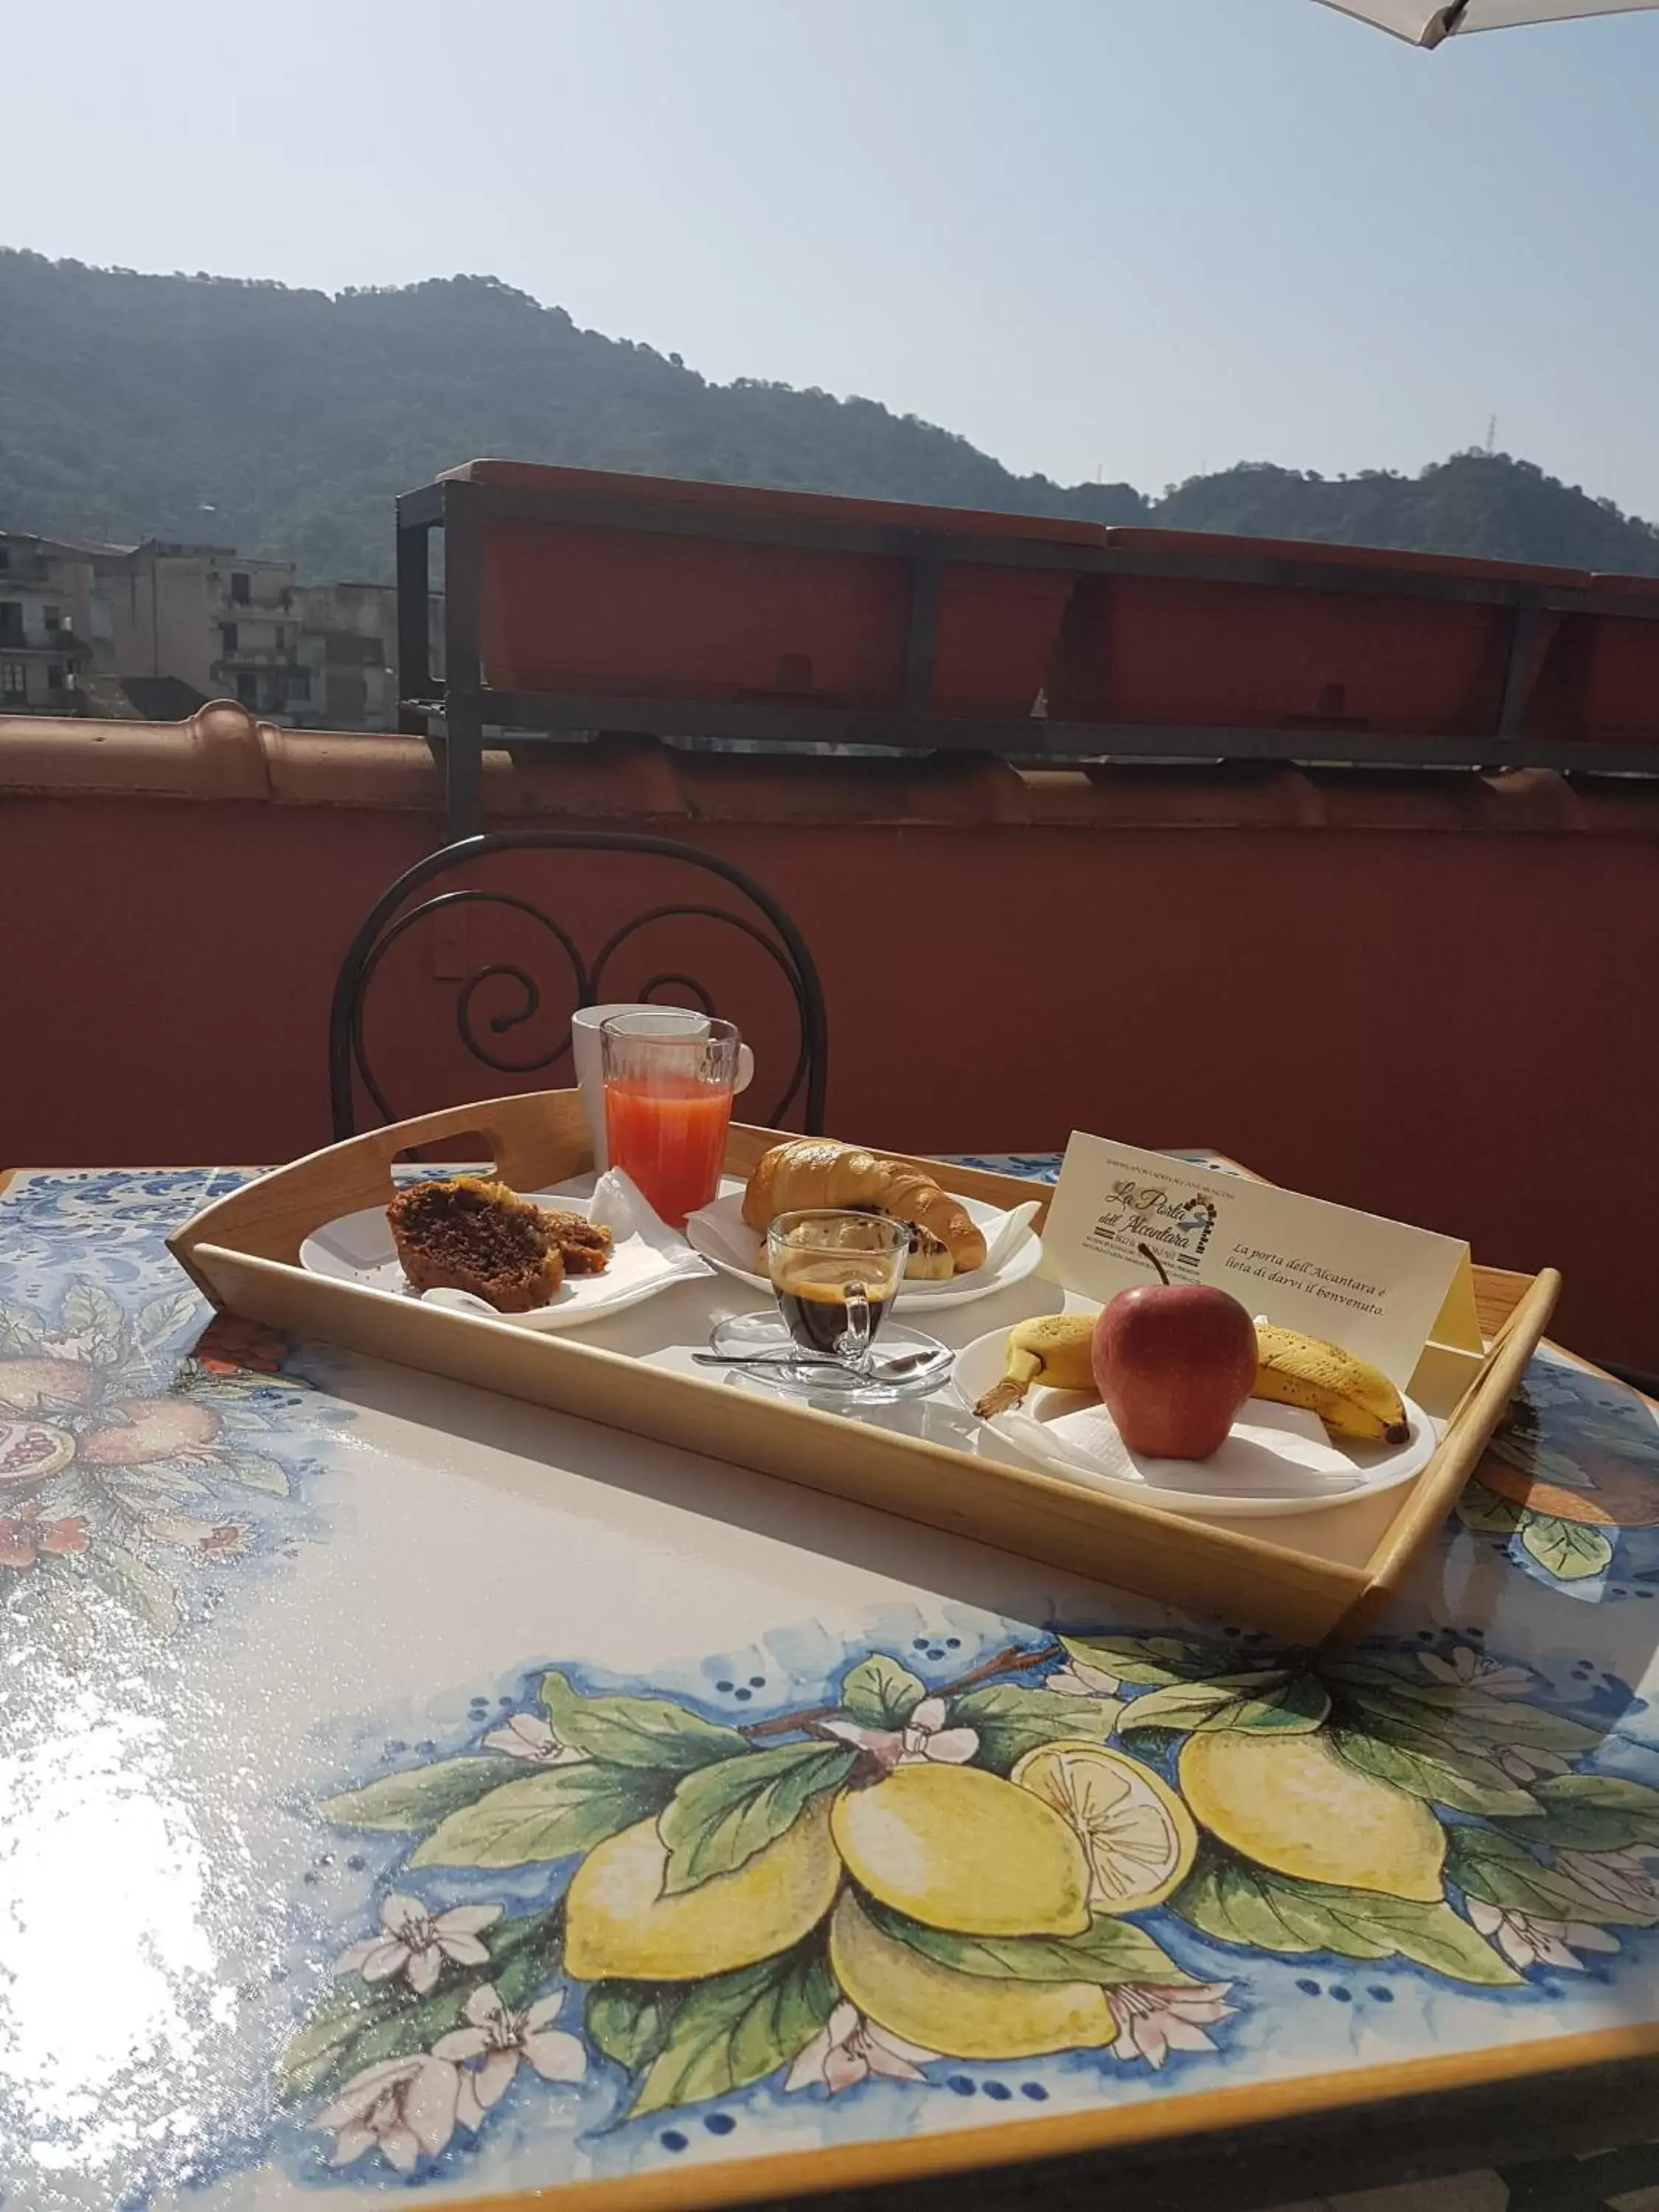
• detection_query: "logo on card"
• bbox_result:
[1090,1181,1219,1276]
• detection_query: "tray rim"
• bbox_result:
[166,1088,1559,1647]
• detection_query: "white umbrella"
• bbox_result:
[1320,0,1658,45]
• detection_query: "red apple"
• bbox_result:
[1091,1244,1257,1460]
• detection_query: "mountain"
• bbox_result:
[3,248,1658,582]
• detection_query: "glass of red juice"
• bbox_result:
[599,1013,742,1228]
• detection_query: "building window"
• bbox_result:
[0,603,23,645]
[1,661,26,701]
[236,672,259,708]
[288,669,311,700]
[43,605,60,635]
[0,547,10,572]
[274,625,287,653]
[231,572,251,605]
[221,622,238,653]
[46,664,64,691]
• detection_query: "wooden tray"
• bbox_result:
[167,1090,1559,1645]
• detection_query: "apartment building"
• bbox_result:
[0,529,439,728]
[0,530,119,713]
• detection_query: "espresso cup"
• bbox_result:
[571,1003,754,1169]
[766,1209,910,1371]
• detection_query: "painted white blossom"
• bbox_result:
[1105,1982,1234,2069]
[1046,1657,1123,1699]
[433,1981,586,2126]
[481,1711,583,1764]
[785,2002,936,2094]
[1467,1898,1620,1972]
[312,2053,461,2172]
[334,1893,502,1995]
[1555,1847,1659,1917]
[821,1695,977,1772]
[1417,1646,1533,1694]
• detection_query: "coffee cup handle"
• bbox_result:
[835,1280,872,1372]
[736,1043,755,1095]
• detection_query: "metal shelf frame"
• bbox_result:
[397,473,1659,841]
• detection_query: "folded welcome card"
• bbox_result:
[1040,1135,1484,1408]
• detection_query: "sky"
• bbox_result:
[9,0,1659,513]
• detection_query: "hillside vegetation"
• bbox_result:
[3,249,1656,580]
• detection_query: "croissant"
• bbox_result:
[742,1141,987,1274]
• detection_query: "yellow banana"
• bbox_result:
[974,1314,1096,1418]
[1252,1324,1408,1444]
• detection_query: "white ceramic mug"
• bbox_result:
[571,1003,754,1169]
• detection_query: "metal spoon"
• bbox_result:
[692,1346,947,1377]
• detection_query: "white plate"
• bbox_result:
[950,1326,1439,1518]
[299,1189,698,1332]
[684,1185,1042,1311]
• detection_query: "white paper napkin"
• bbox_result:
[420,1170,713,1329]
[684,1191,1041,1294]
[985,1397,1367,1500]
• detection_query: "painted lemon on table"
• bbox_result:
[830,1761,1092,1936]
[828,1893,1113,2060]
[564,1798,841,1981]
[1012,1740,1197,1913]
[1180,1730,1446,1902]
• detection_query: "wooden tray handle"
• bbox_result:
[170,1090,594,1273]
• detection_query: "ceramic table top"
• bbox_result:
[3,1164,1659,2212]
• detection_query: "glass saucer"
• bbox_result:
[705,1312,952,1406]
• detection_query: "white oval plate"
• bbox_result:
[684,1187,1042,1312]
[950,1326,1439,1519]
[299,1190,695,1332]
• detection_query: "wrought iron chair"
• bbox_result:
[328,830,828,1141]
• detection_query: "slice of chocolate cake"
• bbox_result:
[386,1177,563,1312]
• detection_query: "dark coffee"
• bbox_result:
[772,1253,895,1357]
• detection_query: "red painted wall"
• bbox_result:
[4,793,1655,1369]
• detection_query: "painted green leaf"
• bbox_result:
[658,1742,857,1894]
[585,1983,680,2073]
[540,1670,745,1772]
[1455,1481,1527,1537]
[62,1283,127,1360]
[0,1304,46,1356]
[218,1453,291,1495]
[279,1980,386,2098]
[1326,1675,1601,1759]
[864,1899,1194,1987]
[279,1908,558,2102]
[840,1655,927,1728]
[630,1944,838,2115]
[411,1760,669,1868]
[84,1542,181,1635]
[1058,1633,1244,1686]
[135,1287,205,1353]
[950,1684,1123,1774]
[1520,1514,1614,1582]
[1506,1772,1659,1851]
[319,1755,527,1832]
[1121,1672,1329,1739]
[1329,1725,1539,1818]
[1446,1823,1658,1928]
[1169,1846,1520,1985]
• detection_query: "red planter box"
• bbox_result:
[452,462,1096,720]
[1048,528,1586,737]
[1536,573,1659,748]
